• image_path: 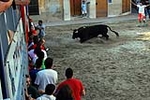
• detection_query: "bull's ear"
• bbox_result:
[74,30,78,33]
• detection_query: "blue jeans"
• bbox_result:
[145,8,150,18]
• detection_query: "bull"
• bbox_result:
[72,24,119,43]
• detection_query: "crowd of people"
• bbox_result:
[24,0,150,99]
[25,17,86,100]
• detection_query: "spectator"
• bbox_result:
[36,50,46,69]
[36,84,56,100]
[34,57,58,94]
[55,68,85,100]
[36,20,46,40]
[38,39,46,50]
[28,35,39,51]
[28,47,38,65]
[28,44,47,66]
[28,16,37,35]
[56,85,74,100]
[35,40,48,61]
[29,58,43,86]
[145,0,150,19]
[25,75,40,100]
[81,0,87,17]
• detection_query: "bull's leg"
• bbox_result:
[80,39,85,43]
[106,35,109,40]
[102,33,109,40]
[80,38,87,43]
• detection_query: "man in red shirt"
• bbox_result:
[55,68,85,100]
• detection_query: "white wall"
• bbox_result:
[63,0,71,21]
[108,0,122,17]
[88,0,96,18]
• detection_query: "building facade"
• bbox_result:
[29,0,131,20]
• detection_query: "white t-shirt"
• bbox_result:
[36,94,56,100]
[34,69,58,92]
[28,49,47,64]
[137,4,146,14]
[28,49,38,64]
[41,49,47,60]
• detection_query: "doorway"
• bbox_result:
[70,0,81,16]
[96,0,107,17]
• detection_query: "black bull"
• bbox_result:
[72,24,119,43]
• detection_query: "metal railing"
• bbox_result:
[0,6,20,58]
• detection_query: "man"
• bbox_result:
[36,20,46,40]
[25,75,40,100]
[145,0,150,19]
[36,84,56,100]
[81,0,87,17]
[34,57,58,94]
[131,1,150,26]
[29,58,42,86]
[55,68,85,100]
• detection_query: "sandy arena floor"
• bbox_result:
[45,20,150,100]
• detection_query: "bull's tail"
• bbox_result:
[107,25,119,37]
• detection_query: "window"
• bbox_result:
[108,0,112,3]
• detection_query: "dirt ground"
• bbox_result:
[45,20,150,100]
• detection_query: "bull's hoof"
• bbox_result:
[80,41,85,43]
[80,39,87,43]
[106,36,109,40]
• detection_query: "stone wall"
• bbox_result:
[108,0,122,17]
[39,0,62,17]
[36,0,131,21]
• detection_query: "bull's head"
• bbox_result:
[72,29,79,39]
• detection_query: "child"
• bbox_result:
[36,20,46,40]
[131,1,150,26]
[81,0,87,17]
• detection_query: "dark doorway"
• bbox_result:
[70,0,81,16]
[122,0,130,13]
[96,0,107,17]
[28,0,39,15]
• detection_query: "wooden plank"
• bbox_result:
[70,0,81,16]
[96,0,107,17]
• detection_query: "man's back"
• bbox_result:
[57,78,84,100]
[34,69,58,92]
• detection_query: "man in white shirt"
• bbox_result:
[34,57,58,94]
[131,1,150,26]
